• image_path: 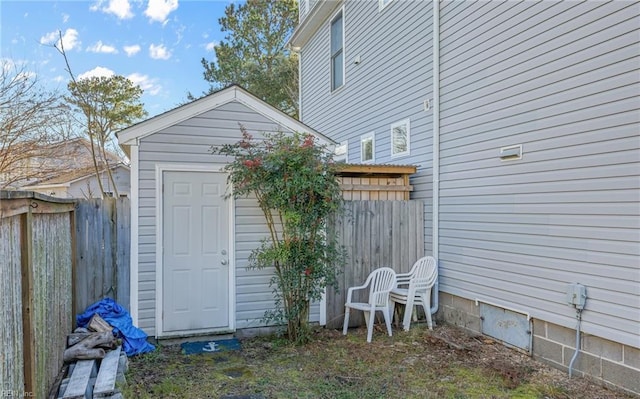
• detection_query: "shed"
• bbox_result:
[117,85,333,338]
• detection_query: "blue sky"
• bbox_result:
[1,0,233,117]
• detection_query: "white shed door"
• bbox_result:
[162,171,230,333]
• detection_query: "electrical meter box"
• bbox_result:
[566,283,587,309]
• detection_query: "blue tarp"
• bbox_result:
[76,298,155,356]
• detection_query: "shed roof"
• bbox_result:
[117,85,334,148]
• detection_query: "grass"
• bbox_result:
[121,324,630,399]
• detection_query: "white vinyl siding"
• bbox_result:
[136,101,320,335]
[438,0,640,348]
[300,0,433,253]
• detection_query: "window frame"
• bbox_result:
[330,7,345,92]
[334,140,348,163]
[390,118,411,158]
[379,0,394,11]
[360,132,375,164]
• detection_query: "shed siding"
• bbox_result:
[137,101,319,336]
[300,0,434,255]
[438,1,640,348]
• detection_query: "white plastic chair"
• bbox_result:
[342,267,397,343]
[389,256,438,331]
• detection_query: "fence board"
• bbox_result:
[326,200,424,329]
[31,213,73,399]
[0,192,130,398]
[0,215,25,395]
[74,198,130,314]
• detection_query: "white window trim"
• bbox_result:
[334,140,348,162]
[390,118,411,158]
[379,0,394,12]
[360,132,375,164]
[330,6,345,92]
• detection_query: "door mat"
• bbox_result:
[181,338,241,355]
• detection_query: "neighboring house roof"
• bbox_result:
[117,84,335,149]
[21,164,129,189]
[17,137,127,188]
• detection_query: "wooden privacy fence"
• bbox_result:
[0,192,130,398]
[0,191,75,399]
[326,200,425,329]
[74,197,130,315]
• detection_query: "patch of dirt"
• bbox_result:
[122,323,636,399]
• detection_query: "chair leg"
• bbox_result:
[366,308,376,343]
[343,306,350,335]
[420,293,433,330]
[382,307,393,337]
[363,310,370,330]
[402,297,415,331]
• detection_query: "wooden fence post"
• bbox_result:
[20,208,36,397]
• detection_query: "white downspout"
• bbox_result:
[129,142,139,325]
[431,0,440,315]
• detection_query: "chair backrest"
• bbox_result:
[409,256,438,293]
[367,267,396,306]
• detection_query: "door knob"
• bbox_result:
[221,259,228,265]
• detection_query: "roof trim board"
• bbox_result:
[117,85,334,146]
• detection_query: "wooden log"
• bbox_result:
[88,314,112,333]
[63,331,115,362]
[67,332,119,350]
[67,333,92,347]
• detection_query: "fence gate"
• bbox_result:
[326,200,424,329]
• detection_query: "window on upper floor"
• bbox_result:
[334,140,348,162]
[379,0,394,11]
[361,133,375,163]
[390,118,410,157]
[330,9,344,91]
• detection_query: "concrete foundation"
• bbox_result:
[437,292,640,396]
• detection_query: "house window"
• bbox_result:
[330,9,344,91]
[334,141,348,162]
[379,0,394,11]
[390,118,410,157]
[361,133,375,163]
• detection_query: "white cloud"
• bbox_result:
[87,41,118,54]
[144,0,178,24]
[40,31,58,45]
[62,14,70,23]
[41,28,80,51]
[205,41,218,52]
[123,44,141,57]
[127,72,162,96]
[41,29,80,51]
[78,66,115,80]
[90,0,134,20]
[149,43,171,60]
[53,75,66,83]
[59,29,80,51]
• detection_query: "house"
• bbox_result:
[290,0,639,394]
[116,85,333,338]
[8,138,130,199]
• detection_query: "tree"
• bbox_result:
[0,60,71,188]
[213,129,344,343]
[66,75,147,197]
[201,0,299,116]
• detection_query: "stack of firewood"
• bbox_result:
[63,314,121,363]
